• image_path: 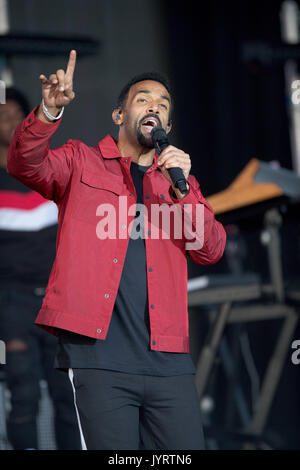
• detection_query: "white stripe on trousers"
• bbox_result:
[68,368,87,450]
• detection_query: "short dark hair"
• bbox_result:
[116,72,173,123]
[5,87,30,117]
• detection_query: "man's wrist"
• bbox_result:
[46,106,62,117]
[36,102,64,124]
[42,99,64,121]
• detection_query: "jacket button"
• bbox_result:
[97,328,102,333]
[124,159,127,163]
[150,304,154,309]
[160,194,165,199]
[104,293,109,298]
[145,195,150,199]
[152,340,156,345]
[149,267,153,272]
[122,224,126,229]
[113,258,118,263]
[129,193,134,196]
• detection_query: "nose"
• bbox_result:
[146,100,160,114]
[10,117,23,131]
[7,115,21,126]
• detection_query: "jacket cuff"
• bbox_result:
[17,105,62,140]
[168,182,199,206]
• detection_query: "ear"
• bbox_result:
[166,121,172,134]
[112,109,123,126]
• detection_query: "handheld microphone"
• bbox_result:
[151,127,188,195]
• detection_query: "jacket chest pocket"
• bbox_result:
[71,168,125,225]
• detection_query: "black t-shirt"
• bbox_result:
[54,162,195,376]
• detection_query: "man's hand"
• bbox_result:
[37,49,77,123]
[157,145,191,199]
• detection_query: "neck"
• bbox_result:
[0,143,8,168]
[116,133,155,166]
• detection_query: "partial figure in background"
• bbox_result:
[0,87,81,449]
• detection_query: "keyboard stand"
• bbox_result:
[188,207,299,448]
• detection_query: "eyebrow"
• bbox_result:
[134,89,171,104]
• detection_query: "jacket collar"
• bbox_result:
[98,134,160,169]
[98,134,122,159]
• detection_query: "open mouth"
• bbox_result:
[141,116,160,133]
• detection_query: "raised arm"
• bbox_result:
[7,50,79,203]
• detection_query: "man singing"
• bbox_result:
[7,50,226,450]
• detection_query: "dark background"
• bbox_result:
[4,0,300,449]
[7,0,294,191]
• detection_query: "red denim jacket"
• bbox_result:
[7,106,226,353]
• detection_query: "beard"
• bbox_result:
[136,126,154,148]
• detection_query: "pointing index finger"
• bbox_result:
[66,50,77,79]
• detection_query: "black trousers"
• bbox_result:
[69,368,205,450]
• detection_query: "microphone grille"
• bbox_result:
[151,126,168,143]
